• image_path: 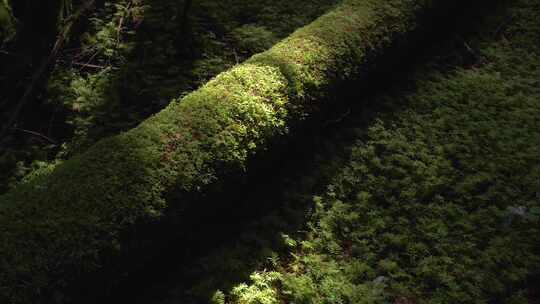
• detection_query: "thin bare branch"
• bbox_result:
[13,127,58,144]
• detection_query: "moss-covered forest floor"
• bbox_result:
[100,1,540,303]
[1,0,539,303]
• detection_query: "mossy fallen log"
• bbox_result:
[0,1,466,302]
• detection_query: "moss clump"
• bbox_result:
[0,1,464,303]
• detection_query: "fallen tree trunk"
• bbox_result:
[0,0,467,302]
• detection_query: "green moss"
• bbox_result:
[0,1,461,303]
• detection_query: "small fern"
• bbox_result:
[230,272,282,304]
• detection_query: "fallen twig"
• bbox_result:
[13,127,58,144]
[324,109,351,127]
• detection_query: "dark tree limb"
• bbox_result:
[12,127,58,144]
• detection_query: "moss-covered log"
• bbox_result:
[0,1,466,302]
